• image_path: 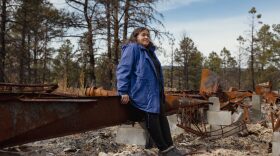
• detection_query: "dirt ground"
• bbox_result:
[1,122,273,156]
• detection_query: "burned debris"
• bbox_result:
[0,69,279,155]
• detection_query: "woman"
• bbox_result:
[116,27,185,156]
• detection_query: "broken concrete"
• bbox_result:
[167,114,185,137]
[272,132,280,156]
[231,112,243,123]
[252,94,262,111]
[207,111,232,125]
[209,97,220,111]
[250,94,263,121]
[115,123,147,146]
[115,115,184,146]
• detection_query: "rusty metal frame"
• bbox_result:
[177,102,248,140]
[0,91,137,148]
[176,103,208,137]
[204,121,248,140]
[0,83,58,93]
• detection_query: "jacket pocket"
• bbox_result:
[131,78,149,104]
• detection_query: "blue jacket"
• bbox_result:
[116,43,164,113]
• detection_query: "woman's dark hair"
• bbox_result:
[125,27,154,47]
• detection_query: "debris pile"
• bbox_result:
[0,123,273,156]
[1,69,279,155]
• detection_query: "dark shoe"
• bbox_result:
[158,146,184,156]
[172,147,190,155]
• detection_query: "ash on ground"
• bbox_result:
[1,123,273,156]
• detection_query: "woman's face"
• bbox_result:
[136,30,150,47]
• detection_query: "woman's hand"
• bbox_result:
[121,94,130,104]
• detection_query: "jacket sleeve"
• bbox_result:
[116,45,136,96]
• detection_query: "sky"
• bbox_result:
[154,0,280,64]
[50,0,280,65]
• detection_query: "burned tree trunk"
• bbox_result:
[84,0,96,86]
[19,6,28,84]
[122,0,129,42]
[113,1,119,66]
[0,0,7,82]
[106,0,112,89]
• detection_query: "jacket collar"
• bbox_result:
[140,45,162,80]
[123,42,162,80]
[138,44,156,53]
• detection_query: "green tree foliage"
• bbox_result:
[272,24,280,68]
[220,47,237,89]
[53,39,81,88]
[220,47,237,69]
[236,8,280,90]
[188,51,204,89]
[3,0,68,84]
[236,35,246,89]
[204,51,222,74]
[175,35,199,90]
[248,6,262,90]
[95,54,111,89]
[255,24,274,82]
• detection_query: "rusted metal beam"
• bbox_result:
[271,112,275,131]
[274,116,280,132]
[0,83,58,93]
[83,87,211,113]
[0,88,211,148]
[255,81,280,105]
[0,93,136,148]
[85,87,117,96]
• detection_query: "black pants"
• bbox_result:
[129,105,173,151]
[145,112,173,151]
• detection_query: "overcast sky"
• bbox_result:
[155,0,280,64]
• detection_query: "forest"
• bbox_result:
[0,0,280,91]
